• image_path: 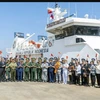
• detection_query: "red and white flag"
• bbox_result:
[24,55,27,58]
[58,52,61,54]
[47,8,53,14]
[66,56,68,59]
[77,54,79,57]
[50,14,54,20]
[87,54,89,58]
[0,51,2,55]
[51,53,53,57]
[95,53,98,58]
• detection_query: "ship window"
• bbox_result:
[74,25,100,36]
[55,34,65,40]
[76,38,85,43]
[14,32,24,38]
[63,26,74,37]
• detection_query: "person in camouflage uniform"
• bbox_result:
[36,58,42,82]
[9,59,17,82]
[30,58,37,81]
[5,60,11,81]
[24,58,31,81]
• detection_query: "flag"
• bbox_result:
[47,8,53,14]
[0,51,2,55]
[51,54,53,56]
[30,40,36,45]
[66,56,68,59]
[7,55,9,58]
[77,54,79,57]
[29,55,31,57]
[24,55,27,58]
[95,53,98,57]
[19,55,21,58]
[87,54,89,58]
[36,44,41,48]
[58,52,61,54]
[10,53,12,55]
[50,14,54,20]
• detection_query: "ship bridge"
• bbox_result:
[46,17,100,36]
[44,3,100,61]
[44,17,100,61]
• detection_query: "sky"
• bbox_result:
[0,2,100,57]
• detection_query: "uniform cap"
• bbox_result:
[81,58,85,61]
[75,58,78,60]
[91,58,95,61]
[61,58,64,60]
[44,57,48,60]
[26,58,29,60]
[38,57,42,60]
[32,58,36,60]
[71,58,74,60]
[49,58,53,61]
[20,58,24,60]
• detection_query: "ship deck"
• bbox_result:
[0,82,100,100]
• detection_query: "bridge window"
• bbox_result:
[76,38,85,43]
[74,25,100,36]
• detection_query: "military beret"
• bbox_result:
[62,58,66,61]
[54,57,57,60]
[44,57,48,60]
[26,58,29,60]
[75,58,78,60]
[49,58,53,60]
[43,59,47,62]
[69,62,72,66]
[91,58,95,61]
[49,58,51,60]
[51,57,54,60]
[61,58,64,60]
[85,60,88,62]
[32,58,36,60]
[20,58,24,60]
[81,58,85,61]
[38,57,42,60]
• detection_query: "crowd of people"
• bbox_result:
[0,57,100,88]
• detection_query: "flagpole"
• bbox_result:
[68,2,70,16]
[91,3,94,19]
[75,3,77,17]
[47,2,50,24]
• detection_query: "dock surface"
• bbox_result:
[0,82,100,100]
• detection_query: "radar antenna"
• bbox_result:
[55,2,58,8]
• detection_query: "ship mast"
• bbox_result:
[55,2,58,8]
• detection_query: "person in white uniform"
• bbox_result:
[41,59,48,82]
[75,62,81,85]
[61,59,69,84]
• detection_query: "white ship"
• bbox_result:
[6,32,48,59]
[43,3,100,63]
[6,3,100,63]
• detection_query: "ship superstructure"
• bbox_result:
[6,32,48,59]
[44,3,100,62]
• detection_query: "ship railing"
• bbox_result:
[47,14,75,28]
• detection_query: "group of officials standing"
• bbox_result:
[0,57,100,88]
